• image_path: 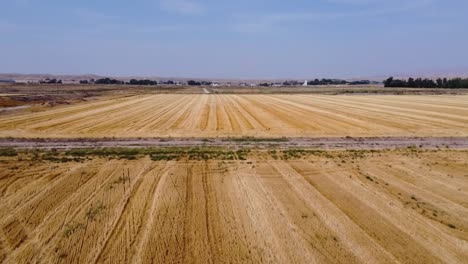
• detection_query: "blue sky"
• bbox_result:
[1,0,467,79]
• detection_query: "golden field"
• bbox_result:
[0,94,468,138]
[1,90,468,264]
[0,149,467,263]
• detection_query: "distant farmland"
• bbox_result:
[0,94,467,138]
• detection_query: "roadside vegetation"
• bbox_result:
[0,146,459,163]
[0,147,17,156]
[0,147,253,162]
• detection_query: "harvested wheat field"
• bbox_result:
[0,94,468,138]
[1,149,468,263]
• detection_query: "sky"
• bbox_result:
[1,0,468,79]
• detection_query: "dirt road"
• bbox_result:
[1,137,468,150]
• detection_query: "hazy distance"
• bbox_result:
[1,0,468,79]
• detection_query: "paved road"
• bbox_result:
[1,137,467,150]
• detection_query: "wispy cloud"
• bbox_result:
[325,0,387,4]
[70,8,185,34]
[159,0,204,15]
[69,22,198,35]
[10,0,32,5]
[0,12,191,35]
[73,8,119,24]
[233,0,436,33]
[324,0,435,7]
[0,20,51,33]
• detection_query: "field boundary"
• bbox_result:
[1,137,467,150]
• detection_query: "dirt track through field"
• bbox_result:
[1,150,467,263]
[1,94,467,138]
[1,137,468,150]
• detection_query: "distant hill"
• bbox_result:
[2,71,467,84]
[0,73,104,83]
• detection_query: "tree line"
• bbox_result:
[87,78,213,86]
[79,78,376,87]
[39,78,62,84]
[94,78,125,85]
[308,79,347,85]
[91,78,162,85]
[187,80,214,86]
[384,77,468,88]
[92,78,170,85]
[259,79,372,87]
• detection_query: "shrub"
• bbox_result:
[0,148,17,157]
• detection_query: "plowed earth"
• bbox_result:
[1,150,467,263]
[1,94,467,138]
